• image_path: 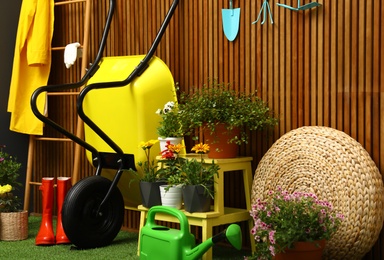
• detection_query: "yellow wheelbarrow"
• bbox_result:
[31,0,180,249]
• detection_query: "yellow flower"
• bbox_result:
[167,143,185,154]
[0,184,12,195]
[139,139,159,150]
[191,143,210,154]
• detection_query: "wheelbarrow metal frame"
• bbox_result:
[31,0,180,211]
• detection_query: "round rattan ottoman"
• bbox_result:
[251,126,384,260]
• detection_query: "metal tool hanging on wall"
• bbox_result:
[277,0,321,11]
[252,0,273,25]
[222,0,241,41]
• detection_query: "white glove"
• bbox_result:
[64,42,81,69]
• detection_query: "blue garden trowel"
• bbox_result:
[222,0,240,41]
[277,0,321,11]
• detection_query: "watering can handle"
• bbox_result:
[146,206,190,234]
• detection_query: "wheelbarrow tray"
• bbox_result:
[82,54,177,207]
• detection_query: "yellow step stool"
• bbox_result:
[137,156,255,260]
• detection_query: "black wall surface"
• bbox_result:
[0,0,28,207]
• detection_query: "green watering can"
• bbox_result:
[139,206,242,260]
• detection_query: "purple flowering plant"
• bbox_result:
[246,187,344,259]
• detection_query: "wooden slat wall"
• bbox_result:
[32,0,383,258]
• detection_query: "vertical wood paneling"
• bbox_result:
[381,1,384,176]
[367,0,374,154]
[336,1,344,131]
[372,0,381,165]
[329,0,337,128]
[322,1,329,127]
[343,1,351,133]
[36,0,384,257]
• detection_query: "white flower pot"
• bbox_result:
[158,137,183,152]
[159,185,182,209]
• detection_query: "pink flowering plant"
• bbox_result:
[247,187,344,259]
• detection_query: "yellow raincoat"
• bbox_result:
[7,0,54,135]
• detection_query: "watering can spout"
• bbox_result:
[185,224,242,260]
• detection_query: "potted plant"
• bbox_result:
[157,141,186,209]
[178,80,278,158]
[180,143,220,213]
[156,101,184,151]
[0,144,28,241]
[245,187,344,260]
[131,139,166,208]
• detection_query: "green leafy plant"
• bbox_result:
[178,80,278,145]
[246,187,344,259]
[157,141,186,190]
[157,142,220,198]
[0,145,22,212]
[156,101,183,138]
[180,143,220,199]
[131,140,159,183]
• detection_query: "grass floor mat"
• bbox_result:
[0,216,250,259]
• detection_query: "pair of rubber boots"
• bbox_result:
[35,177,72,245]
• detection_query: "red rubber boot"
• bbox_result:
[55,177,72,244]
[35,177,55,245]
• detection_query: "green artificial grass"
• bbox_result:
[0,216,250,259]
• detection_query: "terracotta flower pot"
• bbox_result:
[203,123,240,159]
[274,240,326,260]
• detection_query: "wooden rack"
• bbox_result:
[23,0,92,211]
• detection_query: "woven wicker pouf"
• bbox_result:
[251,126,384,260]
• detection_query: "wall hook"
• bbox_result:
[277,0,321,11]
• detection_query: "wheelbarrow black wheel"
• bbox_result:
[62,175,124,249]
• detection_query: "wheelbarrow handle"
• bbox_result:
[76,0,180,158]
[30,0,117,157]
[135,0,179,74]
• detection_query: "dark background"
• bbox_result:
[0,0,28,205]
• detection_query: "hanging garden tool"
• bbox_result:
[252,0,273,25]
[222,0,241,41]
[277,0,321,11]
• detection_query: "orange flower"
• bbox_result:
[191,143,210,154]
[167,142,185,154]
